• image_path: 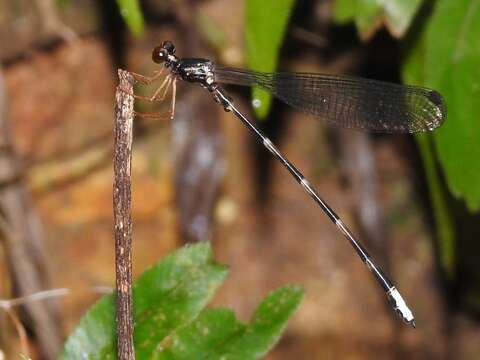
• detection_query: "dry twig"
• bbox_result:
[113,70,135,359]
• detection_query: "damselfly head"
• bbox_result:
[152,46,167,63]
[162,40,176,54]
[152,41,176,64]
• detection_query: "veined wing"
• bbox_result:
[214,66,447,133]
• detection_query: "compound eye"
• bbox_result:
[152,46,168,63]
[161,40,176,54]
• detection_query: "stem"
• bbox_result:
[113,69,135,359]
[416,133,456,279]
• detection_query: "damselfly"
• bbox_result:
[131,40,447,328]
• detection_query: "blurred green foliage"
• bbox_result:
[334,0,423,38]
[403,39,456,277]
[245,0,296,118]
[415,0,480,212]
[402,0,480,277]
[334,1,480,215]
[61,243,303,359]
[116,0,145,36]
[334,0,480,279]
[242,0,479,279]
[400,2,446,279]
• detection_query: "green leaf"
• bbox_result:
[416,134,456,277]
[355,0,383,38]
[403,26,456,277]
[155,285,304,360]
[217,285,303,359]
[61,244,302,359]
[333,0,356,24]
[333,0,423,39]
[381,0,424,36]
[116,0,145,36]
[61,243,228,359]
[423,0,480,211]
[61,295,116,359]
[153,308,245,359]
[246,0,296,118]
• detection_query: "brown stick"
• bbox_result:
[113,70,135,359]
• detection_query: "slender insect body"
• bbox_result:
[300,178,315,196]
[263,138,279,156]
[142,40,448,328]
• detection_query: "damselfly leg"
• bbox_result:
[129,68,164,85]
[170,78,177,119]
[128,69,177,121]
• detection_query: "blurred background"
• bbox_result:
[0,0,479,359]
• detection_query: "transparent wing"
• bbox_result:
[214,66,447,133]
